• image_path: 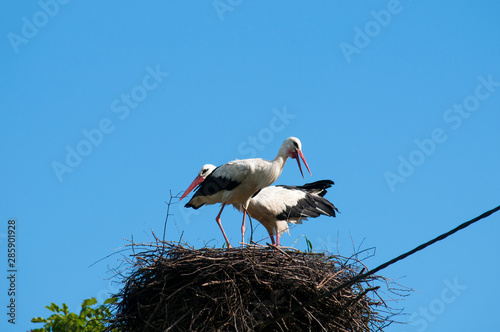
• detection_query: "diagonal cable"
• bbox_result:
[258,203,500,330]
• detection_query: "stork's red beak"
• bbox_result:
[294,149,311,178]
[179,175,204,201]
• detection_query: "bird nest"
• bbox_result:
[108,242,405,332]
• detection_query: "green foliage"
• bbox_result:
[303,235,314,253]
[31,297,117,332]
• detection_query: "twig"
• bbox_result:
[163,190,178,244]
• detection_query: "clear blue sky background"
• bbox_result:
[1,1,499,331]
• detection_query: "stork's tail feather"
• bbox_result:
[276,191,339,221]
[313,195,339,217]
[185,202,205,209]
[278,180,334,197]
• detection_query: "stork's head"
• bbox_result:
[179,164,216,201]
[282,137,311,178]
[198,164,216,179]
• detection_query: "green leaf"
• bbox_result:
[32,297,116,332]
[104,297,117,305]
[31,317,47,323]
[303,235,313,253]
[47,313,59,321]
[50,302,60,312]
[62,302,69,315]
[81,298,97,308]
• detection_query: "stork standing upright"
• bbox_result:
[179,137,311,248]
[185,164,339,246]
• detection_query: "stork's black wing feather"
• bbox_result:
[276,192,339,220]
[188,168,241,199]
[277,180,334,197]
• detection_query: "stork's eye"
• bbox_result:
[292,141,299,149]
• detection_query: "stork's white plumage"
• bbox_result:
[244,180,339,246]
[185,164,338,246]
[179,137,311,248]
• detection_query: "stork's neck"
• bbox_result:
[271,145,290,177]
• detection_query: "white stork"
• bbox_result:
[179,137,311,248]
[185,164,338,246]
[243,180,339,246]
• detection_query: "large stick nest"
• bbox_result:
[109,242,404,331]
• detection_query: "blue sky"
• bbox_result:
[1,1,500,331]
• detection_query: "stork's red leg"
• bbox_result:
[215,204,232,248]
[241,209,247,246]
[276,232,280,247]
[266,230,276,245]
[248,214,254,244]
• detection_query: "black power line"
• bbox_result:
[258,203,500,330]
